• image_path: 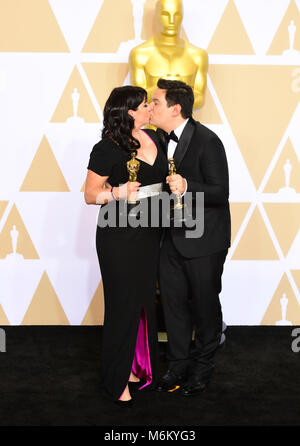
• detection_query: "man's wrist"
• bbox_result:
[181,179,188,197]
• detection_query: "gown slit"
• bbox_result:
[131,307,152,389]
[118,307,152,400]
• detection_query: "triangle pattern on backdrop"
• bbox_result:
[141,0,158,39]
[51,66,99,123]
[82,63,129,112]
[267,0,300,55]
[20,136,70,192]
[48,0,105,53]
[0,201,8,221]
[229,202,251,245]
[207,0,255,54]
[209,64,300,189]
[232,206,279,260]
[261,273,300,325]
[193,83,222,124]
[81,281,105,325]
[291,269,300,294]
[263,203,300,256]
[0,204,39,259]
[263,138,300,193]
[22,272,70,325]
[0,0,69,52]
[82,0,134,53]
[0,305,10,325]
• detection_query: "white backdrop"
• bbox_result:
[0,0,299,325]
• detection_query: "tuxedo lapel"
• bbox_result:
[173,118,195,169]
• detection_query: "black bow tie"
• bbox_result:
[166,130,179,144]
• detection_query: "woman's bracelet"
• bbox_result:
[95,187,116,205]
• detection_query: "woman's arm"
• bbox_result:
[84,170,112,205]
[84,170,140,205]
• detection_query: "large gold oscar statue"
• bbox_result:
[129,0,208,109]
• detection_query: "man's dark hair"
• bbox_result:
[157,78,194,119]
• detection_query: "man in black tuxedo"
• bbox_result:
[149,78,231,396]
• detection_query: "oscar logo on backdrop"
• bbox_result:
[6,225,23,261]
[276,293,292,326]
[283,20,300,57]
[129,0,208,110]
[279,159,296,197]
[67,87,84,125]
[119,0,146,51]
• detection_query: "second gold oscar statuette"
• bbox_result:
[168,158,184,210]
[127,151,140,204]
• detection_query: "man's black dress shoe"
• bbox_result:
[181,376,207,397]
[155,370,185,392]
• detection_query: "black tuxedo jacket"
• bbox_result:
[158,117,231,258]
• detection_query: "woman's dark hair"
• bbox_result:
[157,78,194,119]
[102,85,147,152]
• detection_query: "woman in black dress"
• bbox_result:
[84,86,168,405]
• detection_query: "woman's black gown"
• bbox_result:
[87,129,168,401]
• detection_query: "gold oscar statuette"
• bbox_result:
[168,158,184,211]
[129,0,208,110]
[127,151,140,204]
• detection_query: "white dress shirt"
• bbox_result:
[167,119,189,195]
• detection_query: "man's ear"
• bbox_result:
[172,104,182,117]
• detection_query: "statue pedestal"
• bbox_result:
[275,319,292,326]
[5,252,24,262]
[66,116,85,125]
[278,187,297,199]
[282,49,300,57]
